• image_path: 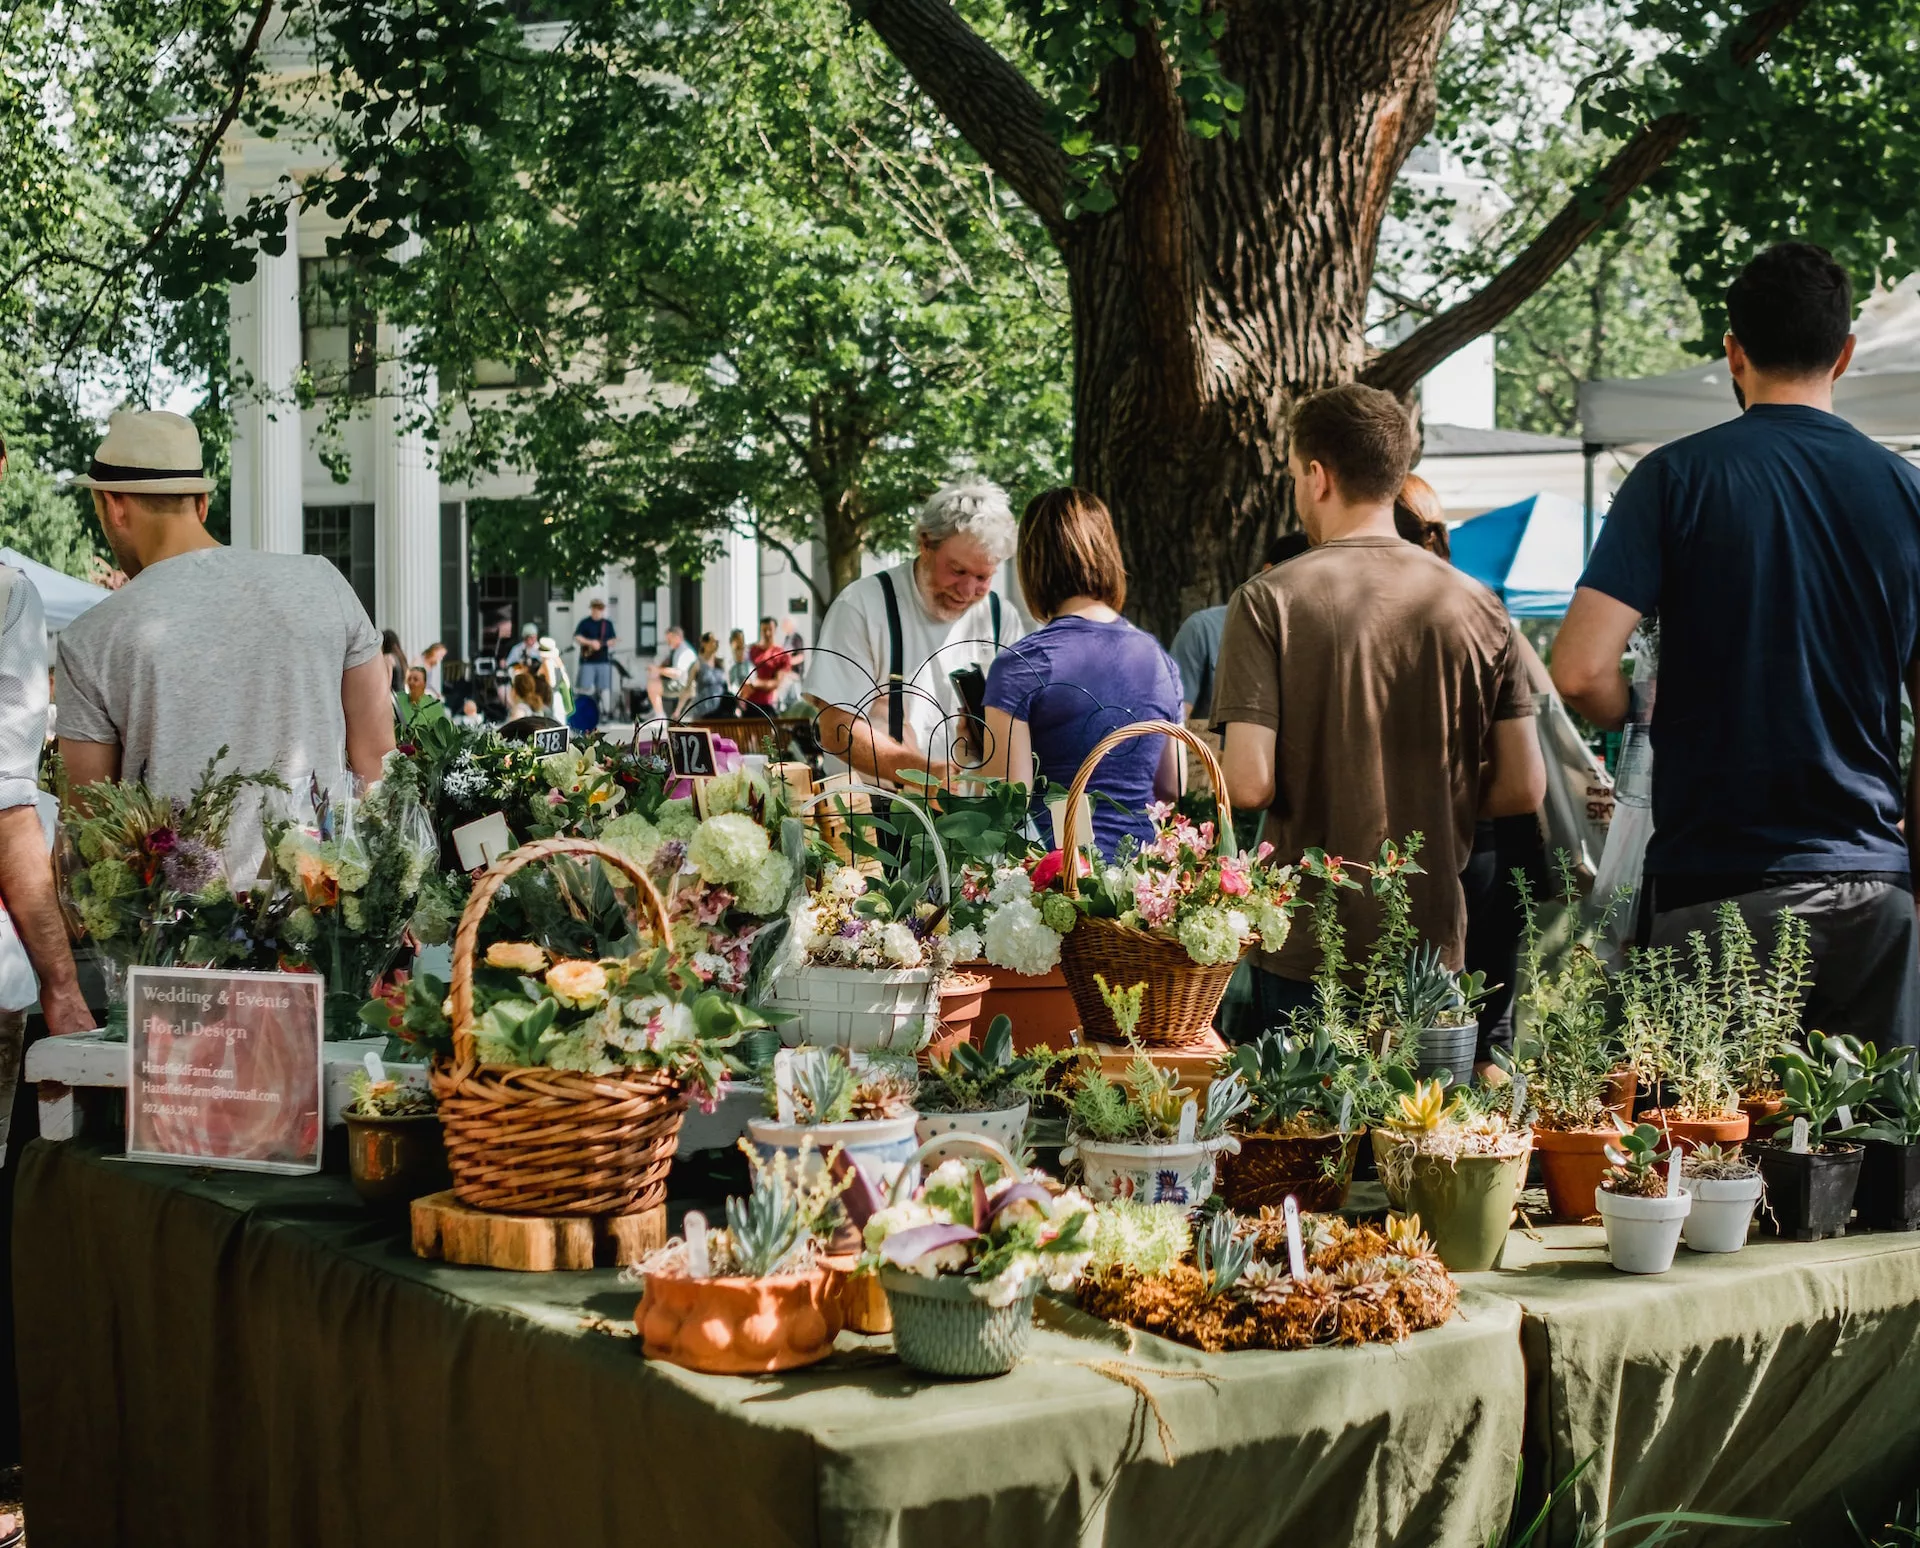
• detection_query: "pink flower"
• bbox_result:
[1218,856,1252,896]
[1195,821,1216,853]
[1146,800,1175,826]
[546,788,566,806]
[1135,871,1181,927]
[1030,850,1066,890]
[1256,841,1274,863]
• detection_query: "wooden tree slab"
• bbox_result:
[411,1191,667,1272]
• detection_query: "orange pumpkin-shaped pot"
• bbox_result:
[638,1266,844,1374]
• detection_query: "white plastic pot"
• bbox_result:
[1681,1174,1764,1254]
[1061,1134,1240,1207]
[914,1103,1029,1166]
[1596,1187,1692,1274]
[747,1113,921,1196]
[767,964,941,1053]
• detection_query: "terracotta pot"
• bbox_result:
[970,961,1080,1052]
[1217,1127,1361,1213]
[1606,1067,1639,1125]
[1641,1109,1748,1156]
[1739,1094,1786,1133]
[344,1111,450,1206]
[638,1265,844,1374]
[921,973,989,1071]
[1532,1125,1617,1223]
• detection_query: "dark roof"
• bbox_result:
[1422,423,1581,456]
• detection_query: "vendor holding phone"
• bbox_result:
[981,487,1184,857]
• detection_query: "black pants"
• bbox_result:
[1647,876,1920,1050]
[1461,816,1551,1065]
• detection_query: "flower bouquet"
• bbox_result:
[62,748,288,1035]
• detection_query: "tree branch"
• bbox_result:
[750,521,830,615]
[1361,0,1814,397]
[853,0,1071,234]
[54,0,278,367]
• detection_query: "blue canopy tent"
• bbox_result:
[1447,492,1589,617]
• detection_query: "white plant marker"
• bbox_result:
[685,1211,710,1278]
[773,1050,797,1126]
[1337,1092,1353,1139]
[1510,1072,1528,1121]
[1791,1117,1811,1154]
[1283,1196,1306,1280]
[362,1050,386,1084]
[1177,1098,1197,1147]
[1666,1153,1683,1198]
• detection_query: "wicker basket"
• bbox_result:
[432,836,689,1217]
[1056,720,1248,1049]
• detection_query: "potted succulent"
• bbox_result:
[1680,1143,1764,1254]
[1374,1078,1531,1272]
[341,1065,449,1206]
[637,1141,847,1374]
[748,1046,921,1199]
[860,1138,1096,1377]
[1596,1120,1691,1274]
[914,1014,1066,1163]
[1757,1033,1872,1241]
[1391,943,1494,1082]
[1216,1027,1363,1212]
[1510,872,1622,1223]
[1626,933,1749,1154]
[1856,1048,1920,1231]
[1060,977,1250,1204]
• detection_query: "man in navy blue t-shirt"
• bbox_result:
[1554,242,1920,1047]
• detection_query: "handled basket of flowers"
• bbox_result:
[431,835,758,1217]
[1053,721,1296,1048]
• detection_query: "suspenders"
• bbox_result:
[874,570,1001,744]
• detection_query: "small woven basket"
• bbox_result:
[1056,720,1248,1048]
[432,836,688,1217]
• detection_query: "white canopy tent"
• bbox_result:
[0,548,110,631]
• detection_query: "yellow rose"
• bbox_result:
[485,942,549,974]
[545,958,609,1009]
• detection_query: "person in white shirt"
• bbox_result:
[647,625,696,717]
[806,476,1026,786]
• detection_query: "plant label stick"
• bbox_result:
[1837,1103,1854,1130]
[1792,1117,1811,1154]
[1666,1153,1683,1198]
[773,1050,796,1126]
[363,1050,386,1084]
[1510,1072,1527,1120]
[1177,1098,1197,1147]
[1337,1091,1353,1139]
[1283,1196,1306,1280]
[685,1211,710,1278]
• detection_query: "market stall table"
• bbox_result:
[16,1140,1525,1548]
[1460,1223,1920,1545]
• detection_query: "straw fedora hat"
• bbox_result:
[71,409,215,494]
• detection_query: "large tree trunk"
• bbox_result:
[1061,1,1455,639]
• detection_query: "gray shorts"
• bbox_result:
[1649,877,1920,1051]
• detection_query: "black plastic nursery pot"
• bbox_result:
[1757,1143,1864,1241]
[1854,1139,1920,1232]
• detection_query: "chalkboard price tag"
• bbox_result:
[668,727,718,779]
[531,725,570,756]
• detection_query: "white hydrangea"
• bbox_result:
[828,864,868,902]
[881,921,924,968]
[1175,905,1248,966]
[946,924,982,964]
[982,895,1062,977]
[1247,894,1290,950]
[735,850,794,917]
[702,769,766,817]
[988,866,1033,906]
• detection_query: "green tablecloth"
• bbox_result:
[15,1141,1525,1548]
[1461,1223,1920,1544]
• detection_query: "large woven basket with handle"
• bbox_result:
[432,836,688,1217]
[1056,720,1248,1050]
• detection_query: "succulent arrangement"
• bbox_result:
[641,1141,849,1281]
[1391,943,1494,1036]
[345,1068,435,1120]
[1602,1120,1674,1200]
[1222,1028,1355,1138]
[774,1047,919,1125]
[917,1014,1070,1116]
[1683,1142,1760,1182]
[1765,1032,1879,1149]
[1068,1049,1250,1147]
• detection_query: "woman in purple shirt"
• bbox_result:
[982,488,1184,856]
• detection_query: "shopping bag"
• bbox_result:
[1535,690,1614,884]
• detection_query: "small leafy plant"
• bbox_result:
[778,1048,919,1125]
[1511,861,1620,1131]
[1602,1119,1672,1199]
[1391,942,1495,1035]
[918,1015,1068,1114]
[345,1068,435,1119]
[1068,1054,1251,1146]
[1682,1142,1760,1182]
[1768,1031,1876,1150]
[1223,1027,1354,1136]
[1863,1050,1920,1146]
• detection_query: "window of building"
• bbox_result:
[300,258,376,398]
[304,504,376,618]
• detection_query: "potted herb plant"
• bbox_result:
[1392,943,1494,1082]
[860,1139,1096,1377]
[1215,1027,1363,1212]
[341,1065,448,1206]
[1060,977,1251,1204]
[638,1141,847,1374]
[748,1046,921,1196]
[1374,1078,1531,1272]
[1724,905,1814,1128]
[1757,1033,1872,1241]
[1626,933,1749,1154]
[915,1014,1066,1162]
[1680,1143,1764,1254]
[1510,871,1623,1223]
[1856,1049,1920,1231]
[1596,1120,1690,1274]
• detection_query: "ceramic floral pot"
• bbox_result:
[970,962,1081,1053]
[1064,1134,1236,1206]
[1217,1128,1360,1213]
[1641,1109,1748,1156]
[1532,1125,1617,1223]
[1682,1175,1763,1253]
[880,1266,1038,1377]
[1597,1187,1691,1274]
[748,1114,921,1196]
[638,1266,843,1374]
[914,1103,1029,1166]
[344,1111,450,1207]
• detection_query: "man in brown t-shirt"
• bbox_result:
[1214,384,1544,1024]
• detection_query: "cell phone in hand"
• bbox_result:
[949,664,988,757]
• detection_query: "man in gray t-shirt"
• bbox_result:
[58,410,394,875]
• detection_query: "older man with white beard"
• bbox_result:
[806,477,1026,788]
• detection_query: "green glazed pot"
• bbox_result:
[1401,1143,1531,1272]
[879,1267,1037,1377]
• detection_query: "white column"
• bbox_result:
[228,198,303,553]
[373,238,442,655]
